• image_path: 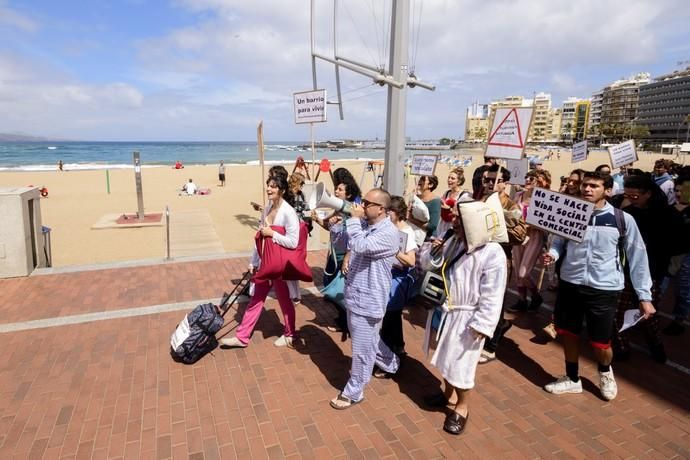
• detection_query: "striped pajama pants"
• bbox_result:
[342,311,400,402]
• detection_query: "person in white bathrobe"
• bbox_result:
[421,206,507,435]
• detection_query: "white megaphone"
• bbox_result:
[313,182,353,215]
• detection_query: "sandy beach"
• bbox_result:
[0,149,673,268]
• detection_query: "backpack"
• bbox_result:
[558,208,627,272]
[170,303,225,364]
[170,272,251,364]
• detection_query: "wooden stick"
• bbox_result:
[536,239,551,291]
[257,121,266,210]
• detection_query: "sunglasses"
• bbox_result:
[482,177,503,184]
[362,199,383,208]
[624,193,640,200]
[524,177,536,182]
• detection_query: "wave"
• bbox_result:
[0,163,164,172]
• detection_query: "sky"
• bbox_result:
[1,0,689,142]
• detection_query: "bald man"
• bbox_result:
[330,188,401,410]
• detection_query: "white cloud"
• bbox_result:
[0,1,38,32]
[1,0,689,140]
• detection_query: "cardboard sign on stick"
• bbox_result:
[525,188,594,242]
[485,107,533,160]
[411,154,438,176]
[608,140,637,169]
[572,140,588,163]
[293,89,327,124]
[505,158,529,185]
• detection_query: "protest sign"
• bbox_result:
[619,309,643,333]
[411,154,438,176]
[398,230,409,253]
[293,89,327,124]
[608,140,637,169]
[572,140,588,163]
[485,107,533,160]
[525,188,594,242]
[505,158,529,185]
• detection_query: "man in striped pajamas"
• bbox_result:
[330,188,401,410]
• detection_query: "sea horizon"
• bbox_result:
[0,140,391,171]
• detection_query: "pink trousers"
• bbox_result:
[236,279,296,344]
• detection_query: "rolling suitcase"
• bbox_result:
[170,272,251,364]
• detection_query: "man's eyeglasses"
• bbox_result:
[362,199,383,208]
[482,177,503,184]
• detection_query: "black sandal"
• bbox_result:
[443,412,469,435]
[372,367,394,379]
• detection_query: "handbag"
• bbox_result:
[418,244,466,310]
[253,222,313,282]
[319,269,346,308]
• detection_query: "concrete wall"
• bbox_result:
[0,187,47,278]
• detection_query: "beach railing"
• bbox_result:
[165,206,171,260]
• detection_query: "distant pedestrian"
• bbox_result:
[57,160,63,172]
[218,160,226,186]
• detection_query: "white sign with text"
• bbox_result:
[505,158,529,185]
[293,89,327,124]
[608,140,637,169]
[525,188,594,242]
[572,140,588,163]
[485,107,533,160]
[411,154,438,176]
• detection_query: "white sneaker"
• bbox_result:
[544,376,583,395]
[219,337,247,348]
[274,335,294,348]
[599,369,618,401]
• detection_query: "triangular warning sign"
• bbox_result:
[488,108,524,148]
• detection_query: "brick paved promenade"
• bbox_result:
[0,251,688,459]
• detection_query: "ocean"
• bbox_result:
[0,141,388,171]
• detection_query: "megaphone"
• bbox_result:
[314,182,352,215]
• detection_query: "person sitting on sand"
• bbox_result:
[182,179,197,195]
[174,160,184,170]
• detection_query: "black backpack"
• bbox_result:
[170,273,251,364]
[170,302,226,364]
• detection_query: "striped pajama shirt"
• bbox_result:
[341,215,401,402]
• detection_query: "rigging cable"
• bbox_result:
[367,0,382,68]
[410,0,424,75]
[341,0,379,69]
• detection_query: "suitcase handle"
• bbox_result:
[219,271,252,315]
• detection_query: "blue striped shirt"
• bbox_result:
[344,216,399,319]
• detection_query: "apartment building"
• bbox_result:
[465,102,490,142]
[600,73,651,126]
[588,90,603,133]
[637,66,690,146]
[560,97,579,141]
[573,100,591,141]
[487,94,551,142]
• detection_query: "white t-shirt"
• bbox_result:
[185,182,197,195]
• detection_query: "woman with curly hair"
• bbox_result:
[221,175,301,349]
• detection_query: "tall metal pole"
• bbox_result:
[383,0,409,196]
[133,151,145,219]
[310,0,317,90]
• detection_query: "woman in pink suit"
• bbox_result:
[220,175,300,348]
